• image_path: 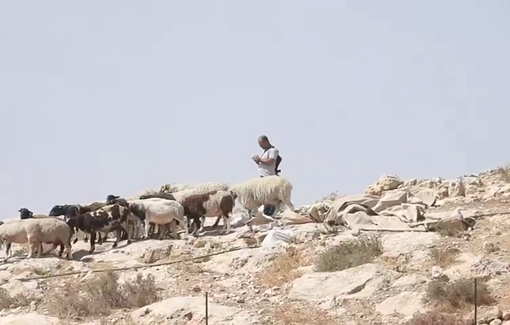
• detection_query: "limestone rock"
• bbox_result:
[131,296,259,324]
[375,291,426,316]
[288,263,398,303]
[0,313,60,325]
[365,175,403,196]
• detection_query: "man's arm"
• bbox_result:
[259,148,278,165]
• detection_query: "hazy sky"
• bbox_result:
[0,1,509,218]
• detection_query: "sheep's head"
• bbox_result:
[49,204,68,217]
[65,205,79,219]
[106,194,120,202]
[18,208,33,219]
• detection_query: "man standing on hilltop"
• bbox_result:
[252,135,282,217]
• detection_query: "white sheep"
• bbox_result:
[128,198,188,239]
[0,220,41,261]
[160,182,229,194]
[30,218,73,259]
[229,176,295,232]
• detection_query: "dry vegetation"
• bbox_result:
[379,253,412,273]
[497,166,510,183]
[257,247,310,288]
[406,311,473,325]
[314,236,383,272]
[425,277,495,312]
[273,303,336,325]
[0,287,30,310]
[429,246,460,268]
[43,271,160,319]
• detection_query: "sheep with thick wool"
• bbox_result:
[0,220,41,261]
[30,218,73,259]
[229,176,295,232]
[160,182,229,194]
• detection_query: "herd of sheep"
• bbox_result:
[0,175,296,262]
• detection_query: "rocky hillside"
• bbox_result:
[2,166,510,324]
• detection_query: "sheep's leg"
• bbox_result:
[130,221,136,240]
[192,216,201,237]
[200,216,205,231]
[222,214,230,234]
[72,228,79,244]
[212,216,222,228]
[127,222,133,241]
[56,243,64,258]
[112,227,122,248]
[89,232,96,254]
[27,238,35,259]
[126,221,133,241]
[157,224,165,240]
[122,223,132,245]
[148,222,155,238]
[186,217,193,233]
[3,241,11,262]
[170,221,180,239]
[38,242,44,257]
[143,220,150,240]
[97,232,103,245]
[246,209,257,233]
[137,220,143,239]
[64,242,72,260]
[36,242,43,258]
[182,216,189,236]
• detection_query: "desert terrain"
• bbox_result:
[2,167,510,324]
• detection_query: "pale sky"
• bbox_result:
[0,1,509,219]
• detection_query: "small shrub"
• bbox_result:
[436,226,465,238]
[44,271,160,319]
[497,166,510,183]
[426,277,494,310]
[406,311,473,325]
[429,247,460,268]
[257,247,309,288]
[379,253,411,273]
[273,303,335,324]
[122,273,159,307]
[0,287,30,309]
[314,236,383,272]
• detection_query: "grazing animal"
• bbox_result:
[160,182,230,229]
[229,175,295,232]
[30,218,73,259]
[137,192,177,237]
[19,208,34,219]
[65,204,135,254]
[49,195,131,244]
[128,199,187,240]
[139,193,176,201]
[159,182,229,194]
[176,190,235,236]
[0,221,41,262]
